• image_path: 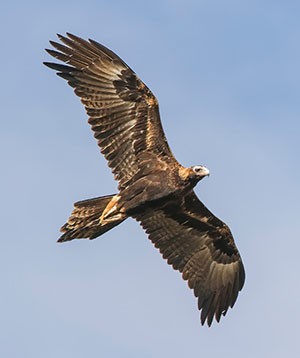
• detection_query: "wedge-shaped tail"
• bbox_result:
[59,194,126,242]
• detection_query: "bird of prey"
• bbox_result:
[44,33,245,326]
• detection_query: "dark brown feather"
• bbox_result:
[133,191,245,326]
[44,33,175,190]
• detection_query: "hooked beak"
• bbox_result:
[200,166,210,177]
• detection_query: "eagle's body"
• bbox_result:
[44,33,245,326]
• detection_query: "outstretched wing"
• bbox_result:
[44,33,174,189]
[134,191,245,326]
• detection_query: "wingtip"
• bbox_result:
[44,48,57,57]
[45,47,52,54]
[66,32,78,40]
[49,40,58,47]
[57,233,70,243]
[200,316,212,327]
[57,225,68,242]
[43,61,55,68]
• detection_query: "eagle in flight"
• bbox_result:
[44,33,245,326]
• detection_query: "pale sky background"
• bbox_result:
[1,1,300,357]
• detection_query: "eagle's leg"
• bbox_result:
[100,194,125,224]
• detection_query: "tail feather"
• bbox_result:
[58,194,126,242]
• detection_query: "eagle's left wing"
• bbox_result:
[134,191,245,326]
[44,33,175,190]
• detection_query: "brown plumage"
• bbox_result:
[44,33,245,326]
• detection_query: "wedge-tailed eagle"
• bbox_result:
[44,33,245,326]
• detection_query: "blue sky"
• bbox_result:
[1,1,300,357]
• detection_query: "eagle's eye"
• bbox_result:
[193,166,202,173]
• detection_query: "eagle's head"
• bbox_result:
[191,165,210,178]
[179,165,210,185]
[190,165,210,182]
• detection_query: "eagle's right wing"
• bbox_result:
[44,33,175,190]
[134,191,245,326]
